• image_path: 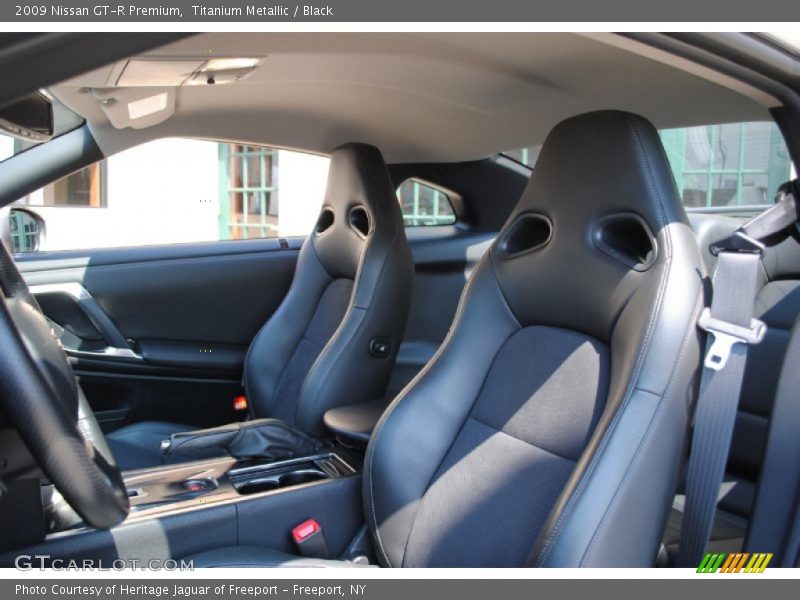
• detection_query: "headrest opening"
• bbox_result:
[315,206,335,235]
[593,213,657,271]
[349,205,371,238]
[499,213,553,259]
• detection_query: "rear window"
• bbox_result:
[504,120,795,213]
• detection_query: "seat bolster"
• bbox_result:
[186,546,371,568]
[244,241,333,424]
[296,232,413,437]
[531,226,705,567]
[364,254,521,567]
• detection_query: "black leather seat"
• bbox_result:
[186,110,707,567]
[663,212,800,561]
[107,143,413,471]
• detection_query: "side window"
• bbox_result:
[504,145,542,168]
[396,179,456,226]
[9,138,330,253]
[506,122,795,214]
[659,121,794,210]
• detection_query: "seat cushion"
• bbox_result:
[106,421,221,471]
[187,546,373,568]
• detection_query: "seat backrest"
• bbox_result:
[690,212,800,522]
[244,143,413,436]
[364,110,706,567]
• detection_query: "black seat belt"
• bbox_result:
[677,181,800,568]
[745,314,800,566]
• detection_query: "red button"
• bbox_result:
[292,519,321,542]
[182,480,208,492]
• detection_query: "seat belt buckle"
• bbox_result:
[698,308,766,371]
[291,518,330,559]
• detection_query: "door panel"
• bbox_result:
[78,373,246,432]
[17,237,301,430]
[16,229,491,426]
[20,238,301,346]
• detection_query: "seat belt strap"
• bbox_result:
[677,181,799,568]
[676,251,765,568]
[745,315,800,565]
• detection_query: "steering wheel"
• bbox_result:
[0,242,128,529]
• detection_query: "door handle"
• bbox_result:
[29,282,142,361]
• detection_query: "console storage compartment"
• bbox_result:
[230,453,354,495]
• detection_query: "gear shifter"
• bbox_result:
[159,419,326,461]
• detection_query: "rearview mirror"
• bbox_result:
[9,208,45,253]
[0,92,54,142]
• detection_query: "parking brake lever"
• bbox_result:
[160,418,327,461]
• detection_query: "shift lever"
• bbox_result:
[160,418,326,461]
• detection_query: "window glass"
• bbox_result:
[660,121,793,210]
[10,140,462,253]
[222,144,283,239]
[10,139,330,252]
[503,145,542,168]
[396,179,456,226]
[9,210,42,253]
[506,121,794,212]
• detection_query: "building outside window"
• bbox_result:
[44,162,106,207]
[659,122,792,209]
[218,144,280,240]
[8,210,41,253]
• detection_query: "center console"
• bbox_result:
[0,406,389,567]
[0,444,366,567]
[122,448,358,519]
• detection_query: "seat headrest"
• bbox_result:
[490,110,692,342]
[311,142,404,278]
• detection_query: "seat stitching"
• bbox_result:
[372,257,521,567]
[397,330,520,566]
[579,292,704,565]
[366,252,493,566]
[534,116,675,565]
[570,116,686,564]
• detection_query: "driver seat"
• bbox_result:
[184,110,707,567]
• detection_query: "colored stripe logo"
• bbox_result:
[697,552,773,573]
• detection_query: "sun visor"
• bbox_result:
[115,59,206,87]
[109,56,262,87]
[91,87,176,130]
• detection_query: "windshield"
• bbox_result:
[0,94,84,163]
